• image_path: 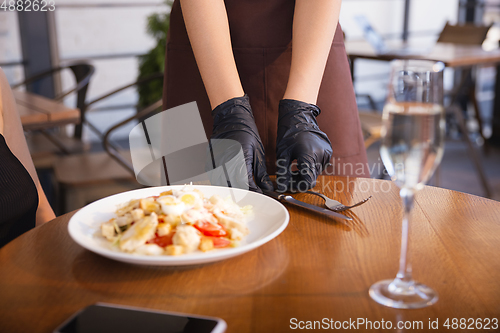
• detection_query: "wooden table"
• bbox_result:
[0,176,499,332]
[14,90,80,131]
[345,40,500,68]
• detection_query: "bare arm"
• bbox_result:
[284,0,342,104]
[0,95,3,131]
[0,68,56,226]
[181,0,341,107]
[180,0,244,109]
[276,0,341,191]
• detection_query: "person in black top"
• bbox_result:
[0,68,55,247]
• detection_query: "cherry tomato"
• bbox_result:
[194,221,227,237]
[209,236,231,248]
[147,232,175,248]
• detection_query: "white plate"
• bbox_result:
[68,185,289,266]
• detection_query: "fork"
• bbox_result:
[305,191,372,212]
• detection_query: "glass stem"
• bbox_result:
[396,188,414,283]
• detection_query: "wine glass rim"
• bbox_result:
[391,59,445,73]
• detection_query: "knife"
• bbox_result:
[263,190,352,221]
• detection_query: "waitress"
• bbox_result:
[162,0,369,192]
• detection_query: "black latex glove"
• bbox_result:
[210,95,274,193]
[276,99,333,192]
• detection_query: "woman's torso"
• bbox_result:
[0,133,38,247]
[163,0,369,177]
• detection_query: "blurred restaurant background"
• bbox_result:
[1,0,500,215]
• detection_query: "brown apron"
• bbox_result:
[162,0,369,178]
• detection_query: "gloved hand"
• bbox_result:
[276,99,333,192]
[210,95,274,193]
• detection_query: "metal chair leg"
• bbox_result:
[451,106,493,198]
[469,82,486,142]
[434,165,440,187]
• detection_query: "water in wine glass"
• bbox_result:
[370,60,444,309]
[380,101,445,190]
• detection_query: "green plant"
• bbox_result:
[137,0,173,109]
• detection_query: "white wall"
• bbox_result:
[0,12,23,83]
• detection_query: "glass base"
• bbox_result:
[369,278,438,309]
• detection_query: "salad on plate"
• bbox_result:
[100,185,253,256]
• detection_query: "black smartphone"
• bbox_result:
[53,303,227,333]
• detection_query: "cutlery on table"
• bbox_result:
[305,191,372,212]
[262,190,352,221]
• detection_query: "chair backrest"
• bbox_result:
[80,72,164,140]
[11,63,95,103]
[64,63,95,107]
[103,99,163,176]
[11,63,95,137]
[437,22,492,46]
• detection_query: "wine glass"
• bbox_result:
[369,59,445,309]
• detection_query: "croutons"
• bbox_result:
[157,222,172,237]
[140,198,160,215]
[159,190,173,197]
[199,238,214,252]
[166,245,183,256]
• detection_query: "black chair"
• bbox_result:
[437,22,492,141]
[437,22,492,45]
[53,73,164,214]
[12,63,95,135]
[12,63,95,156]
[82,72,164,142]
[102,99,163,175]
[437,22,493,198]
